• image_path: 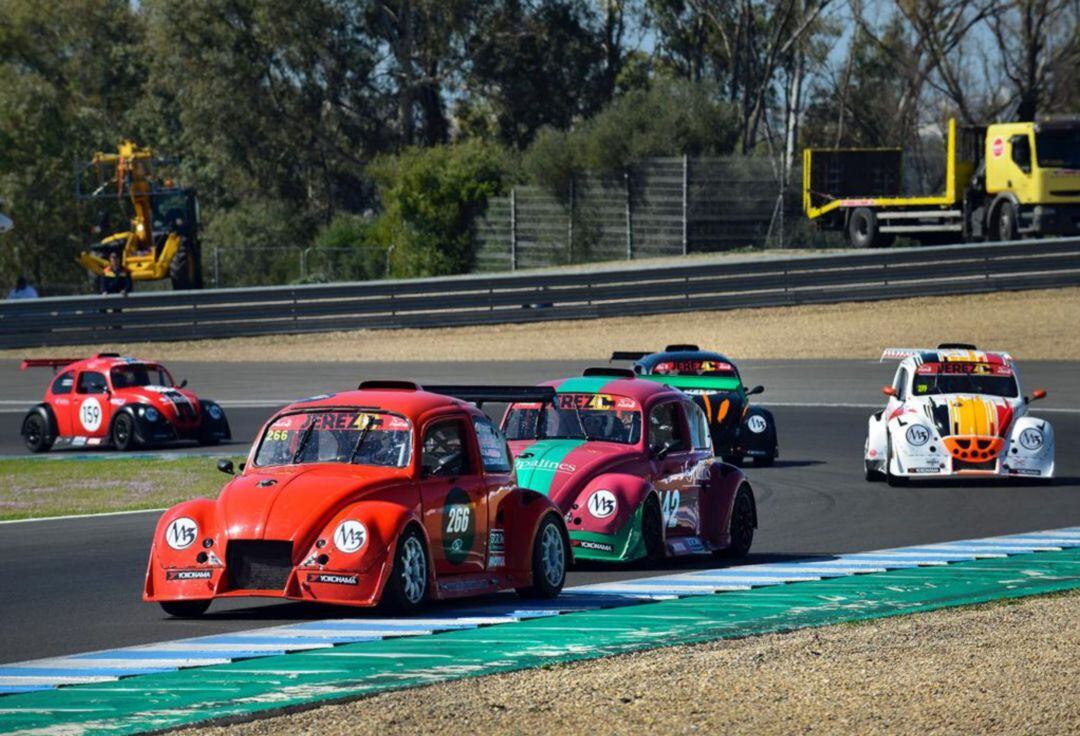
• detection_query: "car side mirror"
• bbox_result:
[882,385,897,397]
[1028,389,1047,402]
[217,459,235,475]
[745,385,764,396]
[179,379,188,389]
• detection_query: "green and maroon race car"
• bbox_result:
[612,345,778,466]
[500,368,757,564]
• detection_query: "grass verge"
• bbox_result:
[0,455,239,521]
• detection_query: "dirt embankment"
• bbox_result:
[181,590,1079,736]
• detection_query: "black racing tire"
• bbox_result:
[517,514,568,599]
[716,485,755,559]
[865,462,886,482]
[111,412,136,451]
[848,207,888,248]
[160,600,211,618]
[381,525,429,613]
[996,201,1018,241]
[22,413,54,453]
[641,494,665,562]
[170,241,196,290]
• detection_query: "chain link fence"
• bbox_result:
[474,157,812,272]
[208,246,393,288]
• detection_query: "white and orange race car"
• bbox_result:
[865,344,1054,484]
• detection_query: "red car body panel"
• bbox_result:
[145,387,568,609]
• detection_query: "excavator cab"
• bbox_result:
[77,141,203,290]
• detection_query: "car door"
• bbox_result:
[647,400,699,537]
[71,370,112,440]
[418,416,489,575]
[472,415,515,571]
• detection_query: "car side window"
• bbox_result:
[421,419,471,477]
[472,416,512,473]
[686,401,712,451]
[51,371,75,395]
[649,402,687,453]
[895,368,909,401]
[76,371,108,395]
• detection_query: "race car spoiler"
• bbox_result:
[880,345,1012,363]
[425,385,557,407]
[20,358,83,371]
[611,344,702,362]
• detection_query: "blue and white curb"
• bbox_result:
[2,526,1078,694]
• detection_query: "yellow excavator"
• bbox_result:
[78,141,203,289]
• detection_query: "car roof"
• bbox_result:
[636,349,736,370]
[542,375,683,403]
[280,387,476,423]
[59,355,161,372]
[899,349,1015,368]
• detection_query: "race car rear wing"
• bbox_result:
[879,348,924,362]
[610,351,651,362]
[425,385,556,408]
[20,358,83,371]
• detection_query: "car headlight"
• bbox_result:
[905,425,931,446]
[586,489,617,518]
[144,406,160,422]
[333,520,368,553]
[207,404,223,420]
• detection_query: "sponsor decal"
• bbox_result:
[746,415,768,434]
[909,467,942,474]
[487,529,506,570]
[308,573,358,586]
[916,362,1012,376]
[334,520,368,553]
[1008,468,1041,476]
[839,198,877,206]
[1018,428,1044,451]
[685,537,706,553]
[653,360,735,376]
[79,397,103,432]
[166,569,212,581]
[442,487,475,565]
[578,540,615,553]
[868,448,878,458]
[991,136,1004,157]
[165,517,198,550]
[438,578,489,592]
[207,404,223,420]
[660,490,680,528]
[71,437,87,447]
[906,425,931,446]
[516,457,577,474]
[587,489,617,519]
[557,393,639,411]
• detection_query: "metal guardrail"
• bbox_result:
[3,239,1078,348]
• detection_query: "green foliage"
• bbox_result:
[308,214,388,283]
[524,80,740,193]
[202,199,311,287]
[369,140,512,277]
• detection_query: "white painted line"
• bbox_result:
[129,643,302,653]
[0,508,165,525]
[0,676,117,686]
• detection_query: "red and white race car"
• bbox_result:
[20,353,230,452]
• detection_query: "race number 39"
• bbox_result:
[79,397,103,432]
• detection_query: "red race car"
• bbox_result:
[20,353,230,452]
[144,382,570,616]
[500,368,757,564]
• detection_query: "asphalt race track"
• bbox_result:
[1,358,1078,664]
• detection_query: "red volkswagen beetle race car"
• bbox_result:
[20,353,230,452]
[144,382,570,616]
[500,368,757,564]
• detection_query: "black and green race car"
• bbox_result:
[612,345,778,466]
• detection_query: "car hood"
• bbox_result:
[119,385,200,419]
[914,394,1017,437]
[217,464,409,542]
[510,438,638,508]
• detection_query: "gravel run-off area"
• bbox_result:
[179,590,1079,736]
[6,287,1078,363]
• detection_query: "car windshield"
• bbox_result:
[651,358,738,377]
[503,393,641,444]
[1035,129,1080,169]
[911,362,1019,398]
[254,410,412,468]
[110,364,173,389]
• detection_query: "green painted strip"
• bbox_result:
[554,376,617,394]
[513,439,586,495]
[640,374,743,392]
[3,550,1078,735]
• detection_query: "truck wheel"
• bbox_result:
[169,242,195,290]
[848,208,886,248]
[22,413,54,453]
[996,202,1018,241]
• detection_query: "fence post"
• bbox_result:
[625,170,632,260]
[567,175,575,263]
[682,155,689,256]
[212,247,220,288]
[386,244,395,277]
[300,248,310,280]
[510,186,517,271]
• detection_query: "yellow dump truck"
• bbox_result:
[803,118,1080,247]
